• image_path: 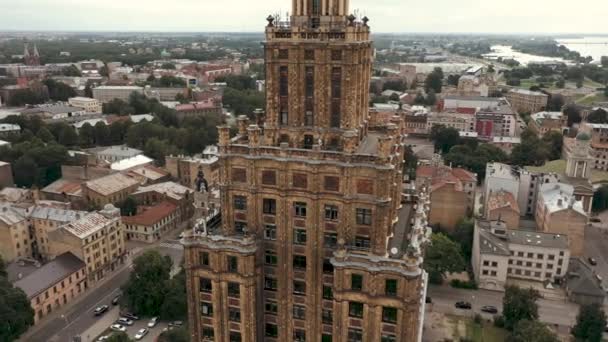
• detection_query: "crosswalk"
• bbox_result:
[159,242,184,250]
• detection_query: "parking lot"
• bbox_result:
[93,311,169,342]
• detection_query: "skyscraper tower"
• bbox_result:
[183,1,431,341]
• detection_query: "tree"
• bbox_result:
[36,127,55,143]
[122,250,172,317]
[13,155,38,188]
[510,129,550,167]
[161,63,176,70]
[78,123,95,147]
[423,233,466,282]
[587,108,608,124]
[103,98,134,115]
[541,131,564,161]
[503,285,541,330]
[450,218,475,259]
[546,94,564,112]
[94,121,110,146]
[424,68,443,94]
[430,125,461,154]
[507,320,558,342]
[106,332,133,342]
[61,65,82,77]
[8,89,46,106]
[445,143,508,179]
[217,75,257,91]
[555,78,565,88]
[58,125,79,146]
[119,197,138,216]
[84,84,93,98]
[0,255,6,278]
[592,185,608,213]
[447,74,460,86]
[175,93,189,104]
[44,79,76,101]
[158,327,189,342]
[0,277,35,341]
[414,92,426,105]
[425,90,437,106]
[572,303,607,342]
[563,104,582,127]
[160,269,187,321]
[602,56,608,67]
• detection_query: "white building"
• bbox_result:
[91,145,143,163]
[427,111,476,133]
[92,86,144,103]
[68,97,102,114]
[472,220,570,291]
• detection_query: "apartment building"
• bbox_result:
[427,111,476,134]
[528,111,566,137]
[123,201,179,242]
[131,181,195,223]
[472,220,570,291]
[92,86,144,103]
[48,205,125,282]
[90,145,143,163]
[14,252,87,324]
[68,97,102,114]
[183,3,432,341]
[507,89,549,114]
[82,173,140,208]
[485,190,520,229]
[165,150,220,191]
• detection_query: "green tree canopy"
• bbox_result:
[430,125,461,154]
[503,285,541,330]
[159,269,187,321]
[423,233,466,282]
[564,104,582,127]
[0,277,35,341]
[36,127,55,143]
[424,67,443,93]
[587,108,608,124]
[510,129,550,167]
[546,94,564,112]
[106,332,133,342]
[118,197,138,216]
[592,185,608,213]
[43,79,76,101]
[541,131,564,161]
[507,320,558,342]
[61,65,82,77]
[572,303,607,342]
[158,327,189,342]
[160,63,176,70]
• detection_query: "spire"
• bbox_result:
[33,44,39,57]
[23,43,30,57]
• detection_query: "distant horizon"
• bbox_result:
[0,0,606,34]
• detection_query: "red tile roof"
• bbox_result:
[122,201,177,226]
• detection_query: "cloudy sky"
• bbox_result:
[1,0,607,34]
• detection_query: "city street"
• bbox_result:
[21,233,186,342]
[585,217,608,290]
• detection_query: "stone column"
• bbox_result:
[237,115,249,136]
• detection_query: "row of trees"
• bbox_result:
[0,256,35,341]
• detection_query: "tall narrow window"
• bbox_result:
[279,66,289,125]
[305,66,314,126]
[331,67,342,128]
[312,0,321,15]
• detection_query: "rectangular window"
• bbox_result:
[265,323,278,337]
[228,256,238,272]
[231,168,246,183]
[385,279,398,296]
[294,280,306,295]
[382,307,398,323]
[351,274,363,291]
[265,300,278,315]
[278,49,289,59]
[262,171,277,186]
[304,49,315,60]
[200,278,212,293]
[234,221,247,235]
[356,208,372,225]
[294,229,307,245]
[355,236,371,250]
[323,285,333,300]
[199,252,209,267]
[229,332,242,342]
[330,67,342,128]
[324,205,338,220]
[293,305,306,319]
[265,250,278,265]
[331,50,343,61]
[324,232,338,247]
[294,329,306,342]
[233,195,247,210]
[305,66,314,126]
[322,309,333,324]
[381,335,397,342]
[265,277,278,291]
[264,225,277,240]
[323,259,334,274]
[324,176,340,192]
[349,302,364,318]
[279,66,289,125]
[228,282,240,298]
[348,328,363,342]
[202,328,214,339]
[294,202,307,217]
[263,198,276,215]
[322,335,333,342]
[293,255,307,269]
[228,307,241,322]
[292,173,308,189]
[201,302,213,316]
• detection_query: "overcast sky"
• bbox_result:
[1,0,607,34]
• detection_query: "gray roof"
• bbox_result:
[443,95,501,102]
[94,145,143,158]
[29,206,87,223]
[22,105,84,115]
[506,229,569,250]
[14,252,85,298]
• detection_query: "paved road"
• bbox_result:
[428,285,580,328]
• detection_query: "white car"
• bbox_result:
[97,336,109,341]
[147,317,159,328]
[116,317,134,326]
[110,324,126,332]
[134,328,148,340]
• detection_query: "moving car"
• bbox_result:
[110,324,127,332]
[111,294,121,305]
[455,301,472,309]
[589,257,598,266]
[148,317,159,328]
[134,328,149,340]
[481,305,499,314]
[93,305,109,316]
[116,317,134,326]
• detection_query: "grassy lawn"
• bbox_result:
[447,315,508,342]
[577,93,608,105]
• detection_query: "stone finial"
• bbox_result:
[347,14,356,26]
[237,115,249,136]
[218,125,231,146]
[343,130,358,154]
[247,125,261,147]
[362,16,369,26]
[266,15,275,27]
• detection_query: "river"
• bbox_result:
[556,37,608,63]
[483,45,568,66]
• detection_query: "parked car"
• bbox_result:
[93,305,109,316]
[589,257,598,266]
[121,312,140,321]
[116,317,134,326]
[481,305,499,314]
[425,296,432,304]
[147,317,159,328]
[590,217,602,223]
[134,328,149,340]
[110,324,127,332]
[111,294,121,305]
[97,336,109,341]
[169,320,183,327]
[455,301,472,310]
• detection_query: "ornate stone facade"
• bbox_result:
[183,1,431,341]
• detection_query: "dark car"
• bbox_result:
[589,257,598,266]
[590,217,602,223]
[481,305,499,314]
[425,296,432,304]
[455,301,472,310]
[94,305,109,316]
[121,312,140,321]
[169,321,184,327]
[111,295,121,305]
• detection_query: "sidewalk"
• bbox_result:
[79,307,119,342]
